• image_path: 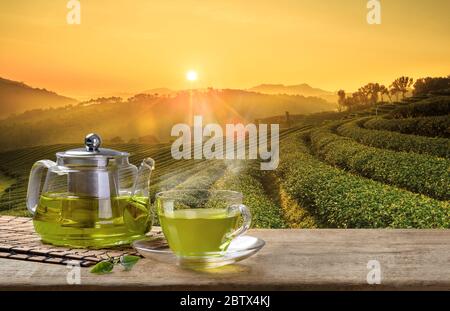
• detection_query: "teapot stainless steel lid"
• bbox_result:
[56,133,130,166]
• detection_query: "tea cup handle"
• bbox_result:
[227,204,252,239]
[26,160,56,215]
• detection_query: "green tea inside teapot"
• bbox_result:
[26,133,155,248]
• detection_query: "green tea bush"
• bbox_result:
[277,182,319,228]
[175,162,226,189]
[390,96,450,118]
[214,162,286,228]
[364,115,450,138]
[277,134,450,228]
[337,119,449,158]
[310,127,450,200]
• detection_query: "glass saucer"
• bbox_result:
[132,235,265,269]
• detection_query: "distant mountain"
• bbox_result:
[0,88,335,150]
[249,83,337,103]
[0,77,77,119]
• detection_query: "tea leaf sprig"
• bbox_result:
[90,255,140,274]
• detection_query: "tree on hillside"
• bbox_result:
[337,89,346,112]
[390,88,400,102]
[366,83,382,104]
[343,96,356,111]
[413,76,450,96]
[79,96,123,106]
[390,76,414,100]
[357,86,370,105]
[357,83,383,105]
[127,93,157,103]
[379,85,390,102]
[342,91,365,111]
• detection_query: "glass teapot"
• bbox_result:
[26,133,155,248]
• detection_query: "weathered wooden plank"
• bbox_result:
[0,229,449,290]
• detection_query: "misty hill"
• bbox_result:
[0,77,77,119]
[141,87,174,96]
[0,89,334,151]
[249,83,337,103]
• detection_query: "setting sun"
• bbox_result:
[186,70,198,82]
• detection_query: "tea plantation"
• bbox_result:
[0,95,449,228]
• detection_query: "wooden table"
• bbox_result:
[0,229,449,290]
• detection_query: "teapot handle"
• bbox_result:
[26,160,56,215]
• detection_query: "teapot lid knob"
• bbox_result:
[85,133,102,152]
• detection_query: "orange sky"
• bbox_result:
[0,0,449,99]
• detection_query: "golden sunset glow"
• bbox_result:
[0,0,449,98]
[186,70,198,82]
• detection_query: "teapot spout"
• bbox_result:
[132,157,155,200]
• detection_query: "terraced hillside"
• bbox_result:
[0,125,304,227]
[0,95,448,228]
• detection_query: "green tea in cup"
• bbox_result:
[155,190,251,258]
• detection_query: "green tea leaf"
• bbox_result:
[90,261,114,274]
[120,255,140,271]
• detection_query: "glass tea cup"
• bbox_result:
[155,190,251,259]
